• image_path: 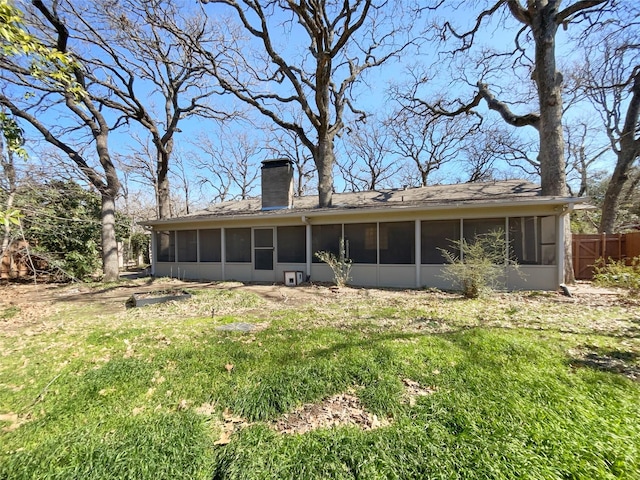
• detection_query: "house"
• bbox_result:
[142,159,586,290]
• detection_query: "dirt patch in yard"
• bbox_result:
[272,391,390,435]
[0,278,635,334]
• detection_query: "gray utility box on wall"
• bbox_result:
[284,271,304,286]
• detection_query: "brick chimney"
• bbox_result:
[261,158,294,210]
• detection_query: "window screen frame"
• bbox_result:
[225,228,252,263]
[156,230,175,262]
[379,221,415,265]
[344,223,377,264]
[421,219,461,264]
[199,228,222,263]
[277,226,306,263]
[176,230,198,263]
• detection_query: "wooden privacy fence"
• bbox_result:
[572,231,640,280]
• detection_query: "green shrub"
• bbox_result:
[315,237,352,287]
[439,229,516,298]
[130,232,150,264]
[593,256,640,292]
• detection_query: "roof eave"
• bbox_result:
[140,196,587,228]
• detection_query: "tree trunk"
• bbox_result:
[532,3,567,197]
[599,149,637,233]
[94,122,122,282]
[599,70,640,233]
[100,194,120,282]
[315,136,335,208]
[530,1,573,283]
[157,148,171,219]
[157,174,171,219]
[1,149,17,255]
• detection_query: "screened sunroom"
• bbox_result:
[144,161,583,290]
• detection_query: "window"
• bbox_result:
[379,222,415,264]
[344,223,377,264]
[462,218,505,243]
[156,231,175,262]
[421,220,460,264]
[199,229,221,262]
[254,228,274,270]
[277,226,306,263]
[509,217,537,264]
[225,228,251,262]
[312,224,342,263]
[540,216,556,265]
[176,230,197,262]
[508,216,556,265]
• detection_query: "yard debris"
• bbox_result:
[224,363,234,373]
[0,412,30,432]
[123,339,134,358]
[215,322,267,332]
[213,408,251,446]
[402,378,438,406]
[194,402,216,416]
[569,347,640,382]
[126,290,192,308]
[272,392,390,435]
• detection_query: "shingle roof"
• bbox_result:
[142,180,586,226]
[212,180,540,213]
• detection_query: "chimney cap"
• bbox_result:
[261,158,293,169]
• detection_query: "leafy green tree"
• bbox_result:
[0,0,120,282]
[17,181,105,279]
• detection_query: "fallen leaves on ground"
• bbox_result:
[214,408,250,445]
[0,412,30,432]
[402,378,438,407]
[272,392,390,435]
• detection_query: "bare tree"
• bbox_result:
[456,124,520,183]
[118,135,160,214]
[400,0,614,283]
[563,119,609,197]
[578,39,640,232]
[264,124,316,197]
[387,107,481,187]
[197,0,417,207]
[0,0,121,281]
[338,117,399,191]
[170,149,206,216]
[60,0,233,219]
[192,129,261,202]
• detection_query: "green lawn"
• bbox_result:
[1,283,639,479]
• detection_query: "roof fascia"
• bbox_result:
[141,196,588,227]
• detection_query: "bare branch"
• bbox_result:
[556,0,609,25]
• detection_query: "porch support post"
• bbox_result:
[415,219,421,288]
[196,230,200,263]
[221,227,226,281]
[150,229,156,276]
[305,220,312,281]
[557,211,566,287]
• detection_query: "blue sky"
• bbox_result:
[12,0,616,213]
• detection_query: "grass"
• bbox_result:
[1,283,639,479]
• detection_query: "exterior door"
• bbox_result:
[253,228,275,281]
